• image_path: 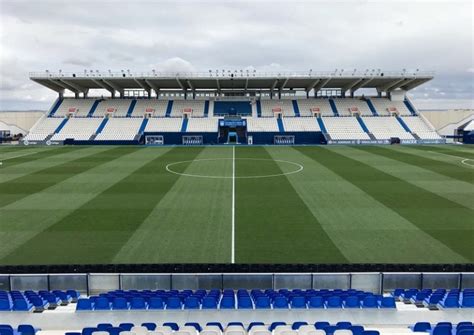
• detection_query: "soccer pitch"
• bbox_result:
[0,144,473,265]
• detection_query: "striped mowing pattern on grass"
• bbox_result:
[0,144,472,264]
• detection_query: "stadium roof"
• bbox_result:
[30,70,434,95]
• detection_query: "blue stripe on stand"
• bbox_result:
[87,100,101,117]
[126,99,137,117]
[54,118,69,133]
[165,100,174,117]
[95,118,109,134]
[329,99,340,116]
[292,100,301,117]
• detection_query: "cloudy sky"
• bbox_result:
[0,0,472,110]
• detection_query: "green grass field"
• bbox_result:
[0,144,473,265]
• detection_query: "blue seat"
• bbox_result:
[238,297,253,309]
[309,296,324,308]
[269,323,286,331]
[380,297,396,308]
[148,297,164,309]
[315,322,330,330]
[202,297,217,309]
[413,323,431,332]
[336,322,352,329]
[97,324,113,331]
[141,323,157,331]
[273,296,288,309]
[345,296,360,308]
[185,323,202,332]
[362,332,380,335]
[292,322,308,330]
[458,330,474,335]
[118,324,134,331]
[0,329,13,335]
[0,300,10,311]
[130,297,146,310]
[327,296,342,308]
[322,326,337,335]
[166,297,182,309]
[107,327,124,335]
[362,296,378,308]
[350,326,365,335]
[82,328,98,335]
[255,296,270,309]
[185,296,200,309]
[94,297,110,310]
[13,299,30,311]
[433,326,453,335]
[112,297,128,310]
[462,296,474,307]
[163,323,179,331]
[220,296,235,309]
[76,299,92,311]
[291,296,306,309]
[18,325,36,335]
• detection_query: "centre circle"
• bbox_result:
[165,158,304,179]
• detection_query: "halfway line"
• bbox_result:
[231,145,235,264]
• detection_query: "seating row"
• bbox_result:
[76,289,395,311]
[0,290,79,312]
[393,288,474,308]
[70,322,378,335]
[412,322,473,335]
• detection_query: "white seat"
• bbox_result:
[201,330,223,335]
[150,328,173,335]
[249,326,269,335]
[225,326,247,335]
[333,331,353,335]
[119,332,136,335]
[273,326,293,335]
[130,327,149,335]
[298,326,325,335]
[277,331,298,335]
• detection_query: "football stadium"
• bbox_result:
[0,0,473,333]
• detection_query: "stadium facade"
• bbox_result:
[22,70,446,146]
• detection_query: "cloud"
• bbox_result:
[0,0,473,110]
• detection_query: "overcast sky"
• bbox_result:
[0,0,473,110]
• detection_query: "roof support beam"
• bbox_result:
[244,77,249,93]
[279,78,290,90]
[312,78,331,92]
[92,79,115,96]
[350,77,374,94]
[400,78,431,91]
[342,78,364,92]
[305,79,321,92]
[59,79,87,94]
[377,78,406,92]
[134,79,152,96]
[386,78,417,92]
[51,79,80,94]
[33,79,64,93]
[186,80,194,91]
[145,79,160,97]
[103,79,124,96]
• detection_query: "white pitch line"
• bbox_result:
[426,150,474,167]
[231,145,236,264]
[0,151,38,164]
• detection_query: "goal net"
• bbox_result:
[274,135,295,145]
[182,135,203,145]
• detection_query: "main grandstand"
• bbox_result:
[23,70,444,146]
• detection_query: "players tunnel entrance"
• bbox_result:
[218,117,247,144]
